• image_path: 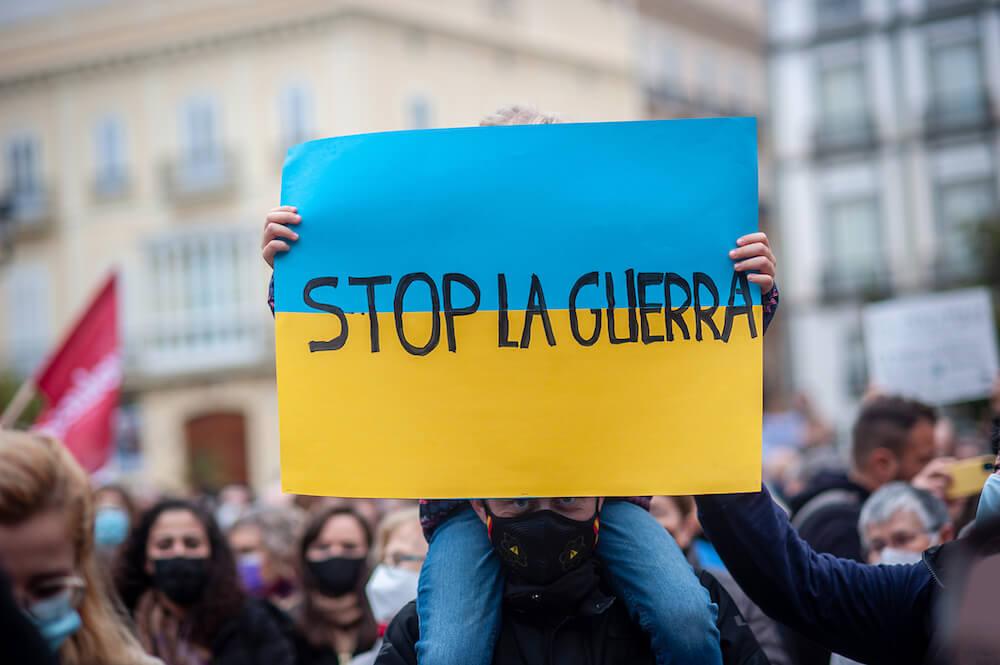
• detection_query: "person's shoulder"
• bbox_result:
[239,597,282,623]
[374,602,420,665]
[385,601,419,643]
[230,598,296,643]
[696,569,771,665]
[792,488,862,534]
[789,470,859,513]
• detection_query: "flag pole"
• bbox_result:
[0,377,36,429]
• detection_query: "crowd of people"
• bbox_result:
[1,398,997,665]
[1,104,998,664]
[0,432,432,665]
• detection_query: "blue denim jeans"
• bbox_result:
[415,501,722,665]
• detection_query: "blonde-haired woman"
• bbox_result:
[0,430,158,665]
[366,507,426,630]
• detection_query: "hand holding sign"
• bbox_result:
[262,205,301,267]
[273,118,764,498]
[731,232,776,293]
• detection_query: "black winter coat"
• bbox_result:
[210,599,296,665]
[374,568,769,665]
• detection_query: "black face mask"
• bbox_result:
[307,556,366,597]
[152,557,210,606]
[485,500,600,586]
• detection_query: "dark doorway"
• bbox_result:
[184,411,248,493]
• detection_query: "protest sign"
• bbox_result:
[863,288,998,405]
[275,118,762,498]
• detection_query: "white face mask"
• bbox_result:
[215,503,243,531]
[878,547,924,565]
[365,564,420,623]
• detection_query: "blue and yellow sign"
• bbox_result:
[275,118,762,498]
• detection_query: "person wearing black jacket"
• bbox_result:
[116,499,295,665]
[784,396,937,665]
[375,497,768,665]
[790,397,938,562]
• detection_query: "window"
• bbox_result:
[181,96,220,164]
[820,61,866,126]
[93,115,128,197]
[3,262,50,376]
[698,53,717,103]
[407,95,432,130]
[729,64,748,113]
[659,41,680,91]
[935,178,995,275]
[174,96,228,195]
[927,31,985,127]
[815,0,863,32]
[6,134,39,196]
[823,196,884,294]
[4,134,47,223]
[143,228,264,374]
[815,45,872,149]
[279,85,314,148]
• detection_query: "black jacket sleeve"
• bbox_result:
[696,487,935,665]
[699,570,770,665]
[796,502,864,561]
[374,602,420,665]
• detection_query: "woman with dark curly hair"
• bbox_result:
[115,498,295,665]
[294,506,379,665]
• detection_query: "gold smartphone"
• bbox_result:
[947,455,996,500]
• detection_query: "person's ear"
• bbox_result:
[470,500,488,525]
[869,448,899,484]
[939,523,955,544]
[596,497,605,512]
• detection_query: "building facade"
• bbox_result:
[635,0,785,389]
[768,0,1000,428]
[0,0,643,492]
[637,0,767,120]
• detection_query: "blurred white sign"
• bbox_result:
[863,288,998,405]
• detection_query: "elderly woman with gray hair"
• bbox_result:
[857,482,954,566]
[228,507,305,611]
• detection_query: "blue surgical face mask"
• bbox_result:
[26,592,83,653]
[238,553,266,596]
[976,473,1000,523]
[94,507,130,548]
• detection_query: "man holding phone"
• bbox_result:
[692,415,1000,664]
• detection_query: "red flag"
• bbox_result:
[33,273,120,472]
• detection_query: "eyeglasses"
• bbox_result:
[386,553,425,567]
[20,576,87,621]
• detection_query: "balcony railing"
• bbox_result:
[924,93,994,137]
[0,185,54,237]
[92,169,130,202]
[162,148,237,205]
[815,0,865,37]
[133,227,271,378]
[813,114,876,156]
[924,0,985,19]
[820,264,893,303]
